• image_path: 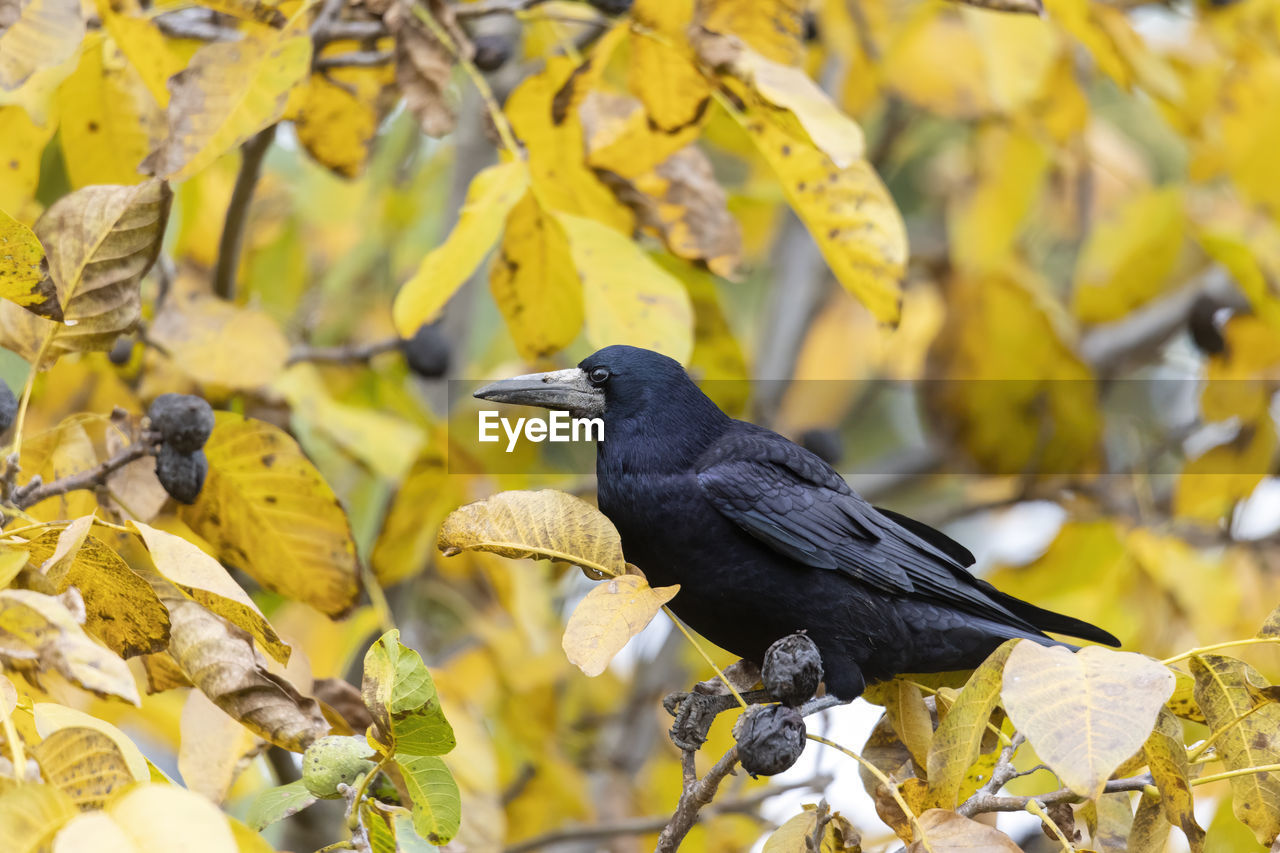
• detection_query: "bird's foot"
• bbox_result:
[663,687,772,751]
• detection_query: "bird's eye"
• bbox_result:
[588,366,611,385]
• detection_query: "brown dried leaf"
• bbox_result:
[179,688,267,804]
[31,180,171,358]
[162,588,328,751]
[1144,707,1205,851]
[386,0,465,137]
[907,809,1024,851]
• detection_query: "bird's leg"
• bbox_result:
[662,688,773,751]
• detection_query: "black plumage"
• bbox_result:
[476,345,1119,701]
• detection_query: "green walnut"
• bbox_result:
[301,735,378,799]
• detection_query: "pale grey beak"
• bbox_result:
[473,368,605,417]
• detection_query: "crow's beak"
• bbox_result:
[473,368,605,417]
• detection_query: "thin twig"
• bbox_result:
[213,124,278,301]
[9,440,155,511]
[502,775,830,853]
[315,49,395,69]
[960,773,1156,816]
[655,746,741,853]
[287,337,402,366]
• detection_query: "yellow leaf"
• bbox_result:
[1144,707,1205,849]
[562,574,678,677]
[924,640,1015,809]
[293,44,395,179]
[33,702,150,783]
[764,805,862,852]
[16,419,98,521]
[926,264,1100,476]
[1072,186,1186,323]
[52,812,136,853]
[392,159,529,337]
[1001,643,1174,798]
[96,5,199,108]
[179,688,265,804]
[0,206,58,317]
[197,0,286,27]
[273,363,426,480]
[582,88,701,181]
[1191,196,1280,333]
[32,727,136,809]
[371,446,464,587]
[627,0,710,133]
[734,97,905,324]
[33,179,173,355]
[20,525,171,659]
[149,30,311,181]
[180,412,360,617]
[149,288,289,390]
[106,783,239,852]
[556,212,694,362]
[885,7,993,120]
[0,588,140,704]
[697,0,805,67]
[1191,655,1280,846]
[947,125,1050,277]
[697,34,864,168]
[0,106,58,220]
[437,489,627,579]
[0,0,84,92]
[129,520,291,666]
[57,33,165,189]
[502,53,633,232]
[0,783,78,853]
[489,189,583,361]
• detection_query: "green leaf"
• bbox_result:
[394,753,461,846]
[245,779,317,831]
[1001,643,1175,799]
[361,629,455,756]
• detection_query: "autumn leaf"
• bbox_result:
[562,574,679,677]
[906,809,1023,852]
[697,0,806,67]
[181,413,361,618]
[0,206,57,318]
[105,784,240,851]
[0,0,84,92]
[0,588,139,704]
[489,189,584,361]
[0,106,58,218]
[33,702,151,784]
[294,50,396,178]
[1190,654,1280,845]
[149,288,290,390]
[147,28,311,181]
[438,490,626,579]
[362,629,455,756]
[925,640,1015,809]
[1144,707,1206,850]
[179,689,267,804]
[32,727,135,809]
[392,159,529,338]
[628,0,710,133]
[0,783,78,851]
[385,0,466,138]
[1001,642,1174,799]
[33,179,172,356]
[764,804,862,852]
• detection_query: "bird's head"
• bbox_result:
[473,345,719,428]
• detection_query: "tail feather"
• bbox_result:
[986,585,1120,646]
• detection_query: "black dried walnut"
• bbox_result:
[401,323,451,378]
[155,445,208,505]
[733,704,806,777]
[148,393,215,453]
[472,34,512,72]
[762,632,823,706]
[0,381,16,433]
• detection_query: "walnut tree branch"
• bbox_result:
[655,745,741,853]
[287,337,402,366]
[213,124,277,301]
[9,439,157,511]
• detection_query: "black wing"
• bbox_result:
[695,427,1119,645]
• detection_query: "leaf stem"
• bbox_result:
[0,694,25,782]
[1026,798,1074,851]
[1162,637,1280,666]
[806,732,933,852]
[1191,762,1280,787]
[345,753,393,831]
[662,607,747,710]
